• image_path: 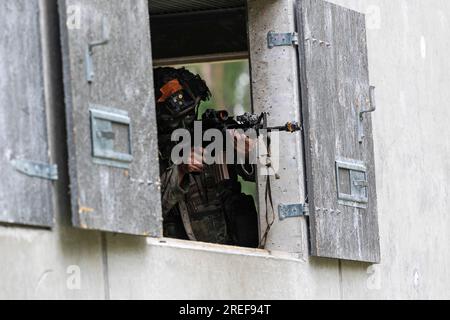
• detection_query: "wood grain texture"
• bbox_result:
[0,0,54,227]
[58,0,162,236]
[297,0,380,263]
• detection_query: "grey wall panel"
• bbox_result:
[297,0,380,263]
[247,0,307,254]
[0,0,54,227]
[58,0,162,236]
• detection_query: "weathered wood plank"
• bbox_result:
[0,0,54,227]
[297,0,380,263]
[58,0,162,236]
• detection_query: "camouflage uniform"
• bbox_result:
[160,161,258,247]
[161,164,229,244]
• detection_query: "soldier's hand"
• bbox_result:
[230,130,257,158]
[179,147,204,179]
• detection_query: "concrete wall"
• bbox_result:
[0,0,449,299]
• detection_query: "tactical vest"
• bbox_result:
[179,164,259,247]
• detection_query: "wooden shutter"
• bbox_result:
[0,0,54,227]
[58,0,162,236]
[297,0,380,262]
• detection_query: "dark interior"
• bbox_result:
[149,1,248,61]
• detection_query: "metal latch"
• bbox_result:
[358,86,377,143]
[11,159,58,181]
[279,203,309,220]
[267,31,299,49]
[85,17,110,83]
[353,180,369,187]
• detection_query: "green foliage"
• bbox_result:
[173,60,251,117]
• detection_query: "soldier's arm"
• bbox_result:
[160,148,204,214]
[160,165,191,214]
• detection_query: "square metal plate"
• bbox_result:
[90,105,133,169]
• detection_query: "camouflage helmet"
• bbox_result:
[153,67,211,133]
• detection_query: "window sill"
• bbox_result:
[146,237,304,262]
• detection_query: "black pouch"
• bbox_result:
[218,181,259,248]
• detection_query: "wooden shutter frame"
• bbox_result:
[0,0,55,228]
[297,0,381,263]
[58,0,162,236]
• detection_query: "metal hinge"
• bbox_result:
[11,159,58,181]
[278,203,309,221]
[267,31,299,49]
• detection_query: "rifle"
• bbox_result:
[200,109,301,136]
[178,109,301,175]
[185,109,300,178]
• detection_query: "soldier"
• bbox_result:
[154,67,259,248]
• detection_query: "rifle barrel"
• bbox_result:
[266,122,301,133]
